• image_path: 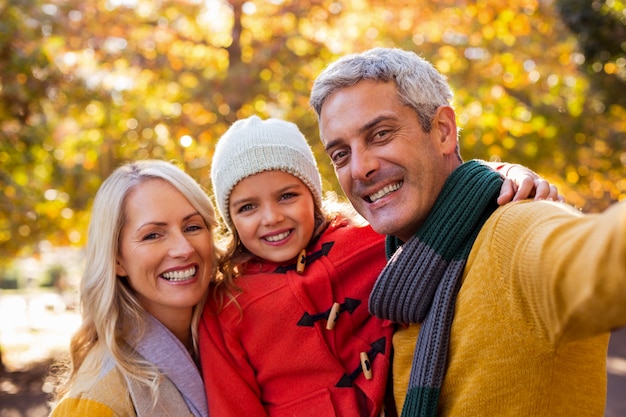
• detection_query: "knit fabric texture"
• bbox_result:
[369,160,503,417]
[127,314,207,417]
[50,313,206,417]
[210,115,322,229]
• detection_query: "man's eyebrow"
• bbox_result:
[324,115,392,152]
[323,137,341,152]
[360,115,391,133]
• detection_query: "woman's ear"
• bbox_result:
[115,259,128,277]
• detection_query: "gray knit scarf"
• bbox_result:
[127,314,208,417]
[369,160,503,417]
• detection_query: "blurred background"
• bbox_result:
[1,0,625,415]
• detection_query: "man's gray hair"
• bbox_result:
[310,47,454,132]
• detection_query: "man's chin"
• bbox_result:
[366,215,398,237]
[368,210,415,240]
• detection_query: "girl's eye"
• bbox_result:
[238,203,254,213]
[279,192,297,201]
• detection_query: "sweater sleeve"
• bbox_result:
[486,199,626,345]
[50,398,119,417]
[199,307,269,417]
[49,351,135,417]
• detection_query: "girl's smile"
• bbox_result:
[229,170,316,264]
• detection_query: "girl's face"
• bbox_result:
[229,170,316,264]
[116,179,214,326]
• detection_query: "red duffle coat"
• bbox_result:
[199,218,393,417]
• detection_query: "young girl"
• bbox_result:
[200,116,394,417]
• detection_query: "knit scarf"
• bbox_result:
[368,160,503,417]
[127,314,208,417]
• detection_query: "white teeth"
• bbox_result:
[162,266,196,281]
[265,231,291,242]
[368,181,403,203]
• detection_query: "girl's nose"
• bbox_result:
[261,204,285,226]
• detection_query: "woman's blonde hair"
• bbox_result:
[53,159,222,403]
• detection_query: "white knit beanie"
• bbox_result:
[211,115,323,230]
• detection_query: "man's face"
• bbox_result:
[318,80,457,241]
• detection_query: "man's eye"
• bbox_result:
[374,129,390,140]
[331,149,349,166]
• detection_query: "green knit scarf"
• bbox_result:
[368,160,503,417]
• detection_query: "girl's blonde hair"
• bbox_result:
[52,159,223,404]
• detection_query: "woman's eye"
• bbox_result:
[142,232,160,241]
[185,224,203,233]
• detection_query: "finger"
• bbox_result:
[533,179,552,201]
[497,178,516,205]
[513,176,535,201]
[550,185,566,202]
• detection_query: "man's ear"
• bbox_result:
[432,105,458,154]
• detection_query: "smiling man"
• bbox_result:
[310,47,626,417]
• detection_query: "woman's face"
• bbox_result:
[116,179,213,324]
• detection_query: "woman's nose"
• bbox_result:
[168,232,194,258]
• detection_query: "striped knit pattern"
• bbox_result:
[369,160,503,417]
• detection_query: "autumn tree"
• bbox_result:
[1,0,624,265]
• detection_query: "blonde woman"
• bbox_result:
[50,160,221,416]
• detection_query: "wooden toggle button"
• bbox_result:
[360,351,372,380]
[296,249,306,275]
[326,302,341,330]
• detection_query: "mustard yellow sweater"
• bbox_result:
[51,347,197,417]
[50,315,203,417]
[50,347,136,416]
[392,200,626,416]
